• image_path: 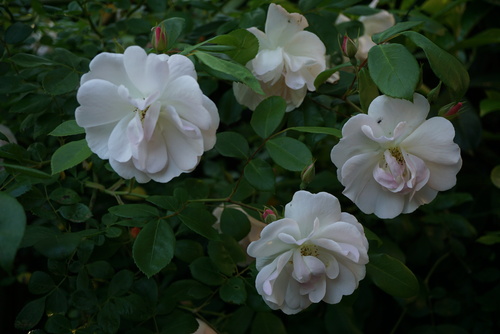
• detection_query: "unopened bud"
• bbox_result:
[439,102,463,119]
[341,34,358,60]
[262,208,278,224]
[300,160,316,189]
[151,25,168,52]
[130,227,141,239]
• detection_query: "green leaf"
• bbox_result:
[480,98,500,117]
[174,239,204,263]
[49,120,85,136]
[43,67,79,95]
[10,93,52,113]
[158,17,185,51]
[368,44,420,100]
[358,67,379,112]
[49,188,81,205]
[5,22,33,44]
[97,302,120,334]
[251,312,287,334]
[220,207,251,241]
[367,253,419,298]
[58,203,92,223]
[179,205,219,240]
[266,137,313,171]
[189,256,225,286]
[491,165,500,188]
[46,287,68,315]
[51,139,92,175]
[44,314,72,334]
[194,51,264,95]
[0,192,26,272]
[28,271,56,295]
[109,270,134,297]
[455,28,500,49]
[371,21,424,44]
[343,5,380,15]
[287,126,342,138]
[220,277,247,304]
[251,96,286,138]
[108,204,159,218]
[33,232,82,259]
[314,63,353,89]
[10,53,54,67]
[209,29,259,65]
[147,195,180,211]
[215,131,250,159]
[208,240,237,276]
[161,310,199,334]
[244,158,275,191]
[401,31,469,99]
[0,162,52,179]
[476,231,500,246]
[133,219,175,278]
[14,297,46,330]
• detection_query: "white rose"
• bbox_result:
[75,46,219,183]
[233,3,327,112]
[331,93,462,219]
[247,191,369,315]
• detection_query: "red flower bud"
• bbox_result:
[151,25,168,52]
[341,34,358,59]
[445,102,463,117]
[130,227,141,239]
[262,208,278,224]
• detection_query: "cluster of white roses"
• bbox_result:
[75,2,462,317]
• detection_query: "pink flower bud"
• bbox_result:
[341,34,358,59]
[262,208,277,224]
[444,102,463,117]
[151,25,167,52]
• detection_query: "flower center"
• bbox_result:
[300,244,319,257]
[134,105,150,122]
[388,147,404,165]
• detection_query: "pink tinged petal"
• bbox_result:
[318,222,368,258]
[108,114,134,163]
[373,150,405,192]
[403,151,430,191]
[285,191,342,234]
[368,93,429,140]
[76,80,133,128]
[402,117,461,165]
[341,152,406,218]
[265,4,308,46]
[318,252,340,279]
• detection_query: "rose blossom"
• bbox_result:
[331,93,462,219]
[75,46,219,183]
[247,191,369,314]
[233,3,327,112]
[192,319,216,334]
[336,0,395,60]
